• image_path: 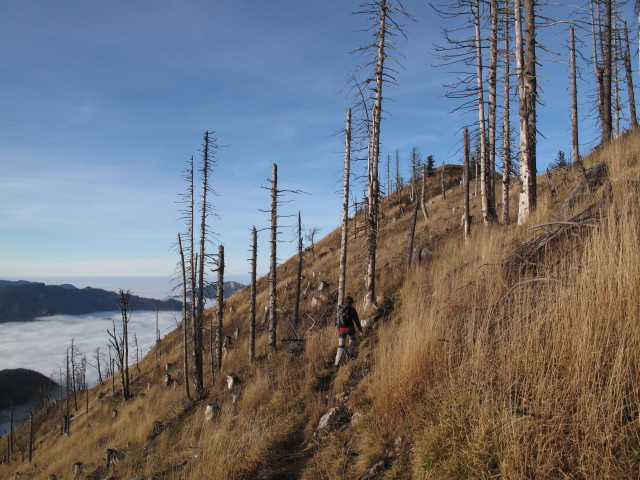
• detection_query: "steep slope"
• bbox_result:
[1,131,639,479]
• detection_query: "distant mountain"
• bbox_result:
[0,280,38,288]
[0,281,181,323]
[203,280,246,298]
[168,280,246,301]
[0,368,59,409]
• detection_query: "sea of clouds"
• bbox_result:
[0,309,180,434]
[0,310,180,385]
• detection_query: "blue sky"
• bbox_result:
[0,1,635,283]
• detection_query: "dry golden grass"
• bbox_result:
[1,138,638,479]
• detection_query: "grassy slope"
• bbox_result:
[2,131,639,479]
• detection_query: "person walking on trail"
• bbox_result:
[335,296,365,366]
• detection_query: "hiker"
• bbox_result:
[335,296,365,366]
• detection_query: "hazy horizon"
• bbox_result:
[1,274,250,301]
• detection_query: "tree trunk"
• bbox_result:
[441,161,446,200]
[395,149,401,195]
[488,0,498,217]
[420,163,428,222]
[249,226,257,363]
[95,348,104,386]
[474,0,492,225]
[338,108,351,307]
[516,0,537,225]
[365,0,387,310]
[268,163,278,355]
[623,21,637,128]
[195,132,212,397]
[502,12,512,224]
[116,290,131,400]
[464,128,472,241]
[28,412,33,463]
[215,244,224,376]
[405,192,419,266]
[177,234,191,401]
[65,352,70,434]
[293,212,302,333]
[9,401,14,456]
[602,0,612,143]
[570,25,580,165]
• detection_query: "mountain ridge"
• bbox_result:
[0,282,182,322]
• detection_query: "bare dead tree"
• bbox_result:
[622,21,637,127]
[69,338,78,411]
[107,290,132,400]
[293,212,303,333]
[194,131,219,397]
[260,163,303,355]
[338,108,352,307]
[432,0,495,225]
[9,401,14,456]
[613,18,621,138]
[420,163,429,222]
[305,227,320,260]
[516,0,538,225]
[591,0,613,144]
[395,149,402,194]
[352,0,412,309]
[174,132,220,399]
[474,0,493,224]
[410,147,419,201]
[386,153,391,198]
[249,226,257,363]
[441,160,446,200]
[133,333,141,376]
[464,128,472,241]
[405,183,420,266]
[268,163,278,356]
[177,233,191,401]
[487,0,499,216]
[215,244,224,377]
[64,351,70,433]
[502,9,512,225]
[28,412,33,464]
[91,347,104,386]
[570,25,581,166]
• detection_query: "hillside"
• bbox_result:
[0,132,638,479]
[0,283,181,322]
[0,369,59,410]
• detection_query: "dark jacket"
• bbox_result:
[338,304,363,334]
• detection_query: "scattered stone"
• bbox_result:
[351,412,365,424]
[317,280,329,292]
[205,404,220,423]
[105,448,125,467]
[334,391,349,403]
[360,461,385,480]
[72,461,83,480]
[227,374,240,391]
[316,407,349,435]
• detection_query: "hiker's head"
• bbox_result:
[345,296,354,305]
